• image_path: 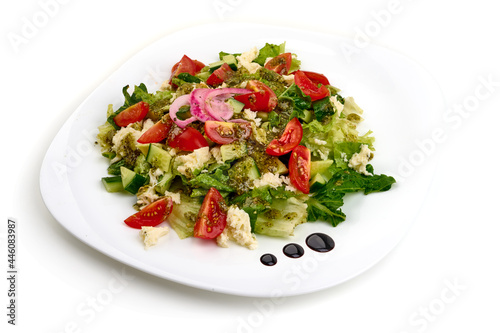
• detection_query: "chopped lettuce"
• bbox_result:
[253,42,286,66]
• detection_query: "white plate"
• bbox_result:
[40,23,443,297]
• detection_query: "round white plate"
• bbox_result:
[40,23,443,297]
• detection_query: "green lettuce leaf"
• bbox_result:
[254,42,286,66]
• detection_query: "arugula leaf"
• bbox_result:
[307,165,396,226]
[329,166,396,195]
[306,194,346,227]
[312,96,335,122]
[254,42,286,66]
[279,84,311,120]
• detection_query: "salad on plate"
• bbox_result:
[96,42,396,250]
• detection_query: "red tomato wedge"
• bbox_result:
[193,188,227,239]
[137,118,173,144]
[206,63,234,87]
[233,80,277,112]
[168,126,208,152]
[169,55,204,86]
[124,197,174,229]
[193,59,206,73]
[300,71,330,86]
[264,52,292,75]
[266,117,303,156]
[294,70,330,101]
[289,145,311,194]
[204,121,252,145]
[113,101,149,127]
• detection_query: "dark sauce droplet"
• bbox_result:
[260,253,278,266]
[283,243,304,258]
[306,233,335,252]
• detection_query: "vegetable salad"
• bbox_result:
[96,42,396,250]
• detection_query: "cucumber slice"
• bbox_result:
[120,166,148,194]
[208,54,238,72]
[310,160,334,179]
[275,157,288,175]
[146,144,172,173]
[221,54,238,70]
[309,173,326,192]
[101,176,124,193]
[227,98,245,114]
[220,141,247,162]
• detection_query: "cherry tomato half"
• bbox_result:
[301,71,330,86]
[233,80,277,112]
[113,101,149,127]
[294,70,330,102]
[204,121,252,145]
[206,63,234,87]
[289,145,311,194]
[169,55,204,86]
[264,52,292,75]
[193,187,227,239]
[168,126,208,152]
[137,118,173,144]
[124,197,174,229]
[265,117,303,156]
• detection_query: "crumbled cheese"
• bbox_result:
[164,191,181,204]
[176,146,212,177]
[242,109,262,127]
[348,144,373,176]
[340,152,348,163]
[236,47,261,74]
[317,149,329,161]
[253,172,283,189]
[112,124,142,152]
[280,175,299,193]
[148,168,164,186]
[111,121,155,163]
[167,147,178,157]
[330,95,344,114]
[210,146,224,164]
[159,80,172,91]
[314,138,328,145]
[140,226,169,249]
[216,206,257,250]
[136,185,160,209]
[142,118,155,131]
[282,74,295,86]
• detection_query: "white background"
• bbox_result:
[2,0,499,332]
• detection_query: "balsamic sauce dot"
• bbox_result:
[283,243,304,258]
[306,233,335,252]
[260,253,278,266]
